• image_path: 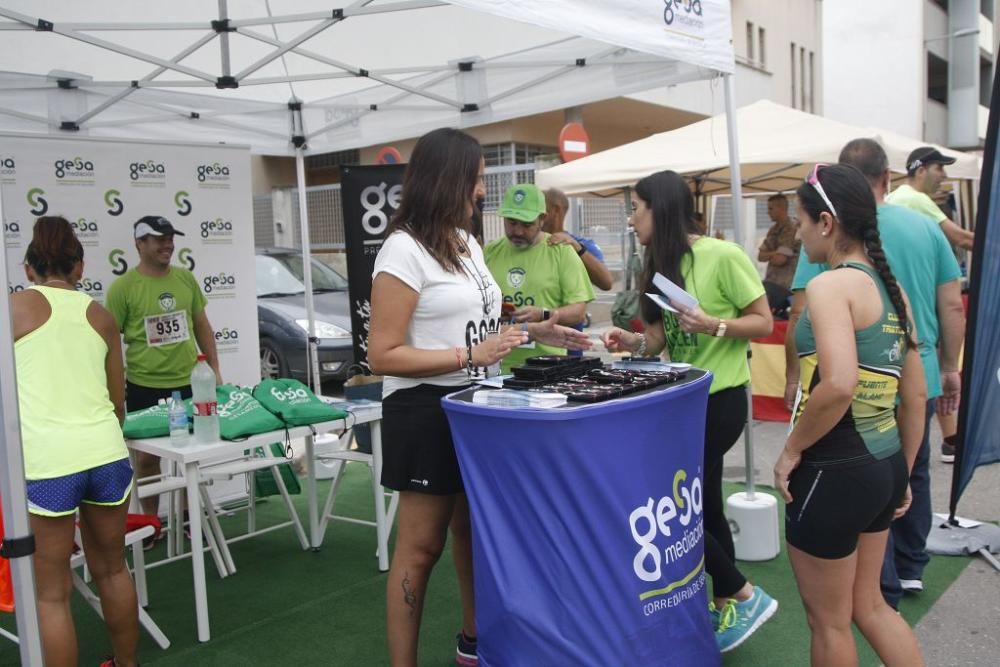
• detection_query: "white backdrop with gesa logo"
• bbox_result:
[0,133,259,387]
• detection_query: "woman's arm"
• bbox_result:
[88,302,126,425]
[897,292,928,472]
[367,272,526,378]
[601,319,666,357]
[675,294,773,340]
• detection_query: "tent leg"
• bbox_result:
[722,73,749,254]
[978,548,1000,573]
[295,147,323,395]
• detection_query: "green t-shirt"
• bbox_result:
[485,233,594,372]
[886,184,947,224]
[661,237,765,394]
[790,204,961,398]
[105,267,208,388]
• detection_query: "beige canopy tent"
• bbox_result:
[536,99,980,197]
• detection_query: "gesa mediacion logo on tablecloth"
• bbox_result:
[214,326,240,353]
[3,217,23,247]
[202,270,237,298]
[53,155,96,184]
[26,187,48,216]
[629,467,706,618]
[0,155,16,182]
[663,0,704,30]
[104,188,125,216]
[71,216,101,246]
[75,276,105,301]
[195,162,230,188]
[128,159,166,187]
[174,190,192,216]
[199,217,234,243]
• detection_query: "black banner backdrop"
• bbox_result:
[341,164,405,372]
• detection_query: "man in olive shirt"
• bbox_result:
[485,184,593,372]
[106,215,221,519]
[757,194,800,291]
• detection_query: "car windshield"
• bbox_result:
[255,254,348,297]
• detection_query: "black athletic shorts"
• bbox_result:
[785,449,908,560]
[380,383,470,495]
[126,380,192,412]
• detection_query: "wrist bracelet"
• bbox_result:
[636,332,647,356]
[454,346,465,371]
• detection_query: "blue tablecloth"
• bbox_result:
[442,371,719,667]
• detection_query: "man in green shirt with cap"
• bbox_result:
[485,184,593,372]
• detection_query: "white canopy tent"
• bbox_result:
[536,99,981,197]
[0,1,738,659]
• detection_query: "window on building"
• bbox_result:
[758,27,766,67]
[981,56,994,107]
[928,52,949,104]
[305,149,360,168]
[790,42,797,108]
[746,22,755,63]
[809,51,815,113]
[482,142,556,167]
[982,0,994,21]
[800,46,807,111]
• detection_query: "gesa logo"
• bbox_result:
[502,292,534,307]
[26,187,48,216]
[0,156,15,174]
[8,282,26,293]
[71,217,99,235]
[174,190,192,216]
[270,386,309,402]
[214,327,240,343]
[108,248,128,276]
[3,220,21,235]
[104,189,124,216]
[129,160,166,181]
[196,162,230,182]
[200,218,233,238]
[360,181,402,236]
[202,272,236,294]
[663,0,702,26]
[75,277,104,295]
[54,156,95,178]
[629,469,704,582]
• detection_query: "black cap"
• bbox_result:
[906,146,956,174]
[134,215,185,239]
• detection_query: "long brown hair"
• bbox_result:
[24,216,83,278]
[386,128,482,273]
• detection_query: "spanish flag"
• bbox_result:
[751,320,793,423]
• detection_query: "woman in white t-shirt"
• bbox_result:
[370,128,589,667]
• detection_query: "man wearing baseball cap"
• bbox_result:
[484,184,593,372]
[106,216,221,529]
[887,146,975,250]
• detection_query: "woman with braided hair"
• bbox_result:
[774,164,927,666]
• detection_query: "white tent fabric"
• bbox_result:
[536,99,981,196]
[0,2,737,660]
[0,0,733,156]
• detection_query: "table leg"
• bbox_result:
[305,431,320,550]
[371,420,390,572]
[185,462,210,642]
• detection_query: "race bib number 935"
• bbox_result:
[144,311,190,347]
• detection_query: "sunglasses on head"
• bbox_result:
[806,163,838,218]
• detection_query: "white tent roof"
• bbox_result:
[0,0,734,156]
[536,99,981,196]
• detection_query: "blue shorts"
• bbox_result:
[27,458,134,517]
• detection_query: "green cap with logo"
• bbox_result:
[499,183,546,223]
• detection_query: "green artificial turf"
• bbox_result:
[0,471,970,666]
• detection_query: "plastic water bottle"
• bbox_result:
[191,353,219,444]
[168,390,189,447]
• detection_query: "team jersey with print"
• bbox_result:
[484,233,594,372]
[105,267,207,388]
[660,237,765,394]
[794,263,907,464]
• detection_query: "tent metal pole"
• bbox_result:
[722,73,747,251]
[294,147,323,396]
[218,0,232,78]
[0,185,45,665]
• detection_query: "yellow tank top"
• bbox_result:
[15,286,127,479]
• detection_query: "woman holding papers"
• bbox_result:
[774,164,925,666]
[602,170,776,653]
[369,127,588,667]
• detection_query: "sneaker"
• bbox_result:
[899,579,923,593]
[715,586,778,653]
[455,631,478,667]
[708,601,722,632]
[940,438,956,463]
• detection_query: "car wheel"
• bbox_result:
[260,338,288,380]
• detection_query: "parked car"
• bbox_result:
[255,248,355,382]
